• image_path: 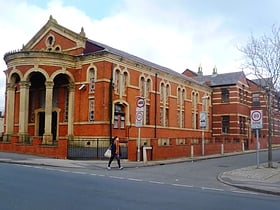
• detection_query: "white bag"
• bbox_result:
[104,148,112,158]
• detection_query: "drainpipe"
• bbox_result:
[109,64,114,142]
[154,73,158,138]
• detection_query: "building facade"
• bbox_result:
[2,17,279,160]
[1,16,215,160]
[184,67,280,151]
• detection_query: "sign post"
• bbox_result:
[200,111,207,156]
[136,97,145,162]
[251,110,263,168]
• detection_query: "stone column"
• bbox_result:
[18,81,30,143]
[5,83,16,140]
[43,81,54,144]
[67,83,75,138]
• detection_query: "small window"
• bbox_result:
[221,88,229,103]
[46,34,55,47]
[55,46,61,51]
[114,104,125,129]
[222,116,230,133]
[239,116,246,134]
[89,68,95,93]
[252,93,260,106]
[88,98,95,122]
[47,36,54,46]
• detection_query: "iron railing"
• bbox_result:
[67,138,128,160]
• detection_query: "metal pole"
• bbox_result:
[154,73,158,138]
[137,127,141,161]
[256,129,260,168]
[202,128,205,156]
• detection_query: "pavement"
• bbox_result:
[0,150,280,196]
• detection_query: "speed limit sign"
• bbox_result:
[251,110,263,129]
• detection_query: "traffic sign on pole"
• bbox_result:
[135,97,145,127]
[251,110,263,129]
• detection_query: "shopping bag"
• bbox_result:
[104,148,112,158]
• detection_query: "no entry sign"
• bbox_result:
[251,110,263,129]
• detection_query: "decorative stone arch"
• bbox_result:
[145,76,153,89]
[51,71,75,139]
[86,65,97,93]
[7,68,23,83]
[113,67,121,93]
[139,75,145,97]
[122,69,130,86]
[50,69,74,83]
[5,69,23,137]
[23,67,50,81]
[86,64,97,82]
[113,99,130,126]
[165,82,171,97]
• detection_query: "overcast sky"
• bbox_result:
[0,0,279,111]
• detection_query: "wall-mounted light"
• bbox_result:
[79,84,86,90]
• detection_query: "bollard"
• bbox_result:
[191,145,194,158]
[143,146,152,163]
[242,141,245,152]
[221,143,224,155]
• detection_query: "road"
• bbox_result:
[0,150,280,210]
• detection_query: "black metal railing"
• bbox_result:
[67,138,128,160]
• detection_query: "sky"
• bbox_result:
[0,0,280,111]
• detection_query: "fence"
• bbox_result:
[67,138,128,160]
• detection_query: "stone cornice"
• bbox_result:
[4,51,77,69]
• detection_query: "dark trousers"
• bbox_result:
[108,154,121,168]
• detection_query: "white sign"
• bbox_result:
[251,110,263,129]
[200,111,207,128]
[135,97,145,127]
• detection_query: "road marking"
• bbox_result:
[15,164,263,196]
[71,171,87,175]
[127,178,143,182]
[58,169,68,173]
[109,176,125,180]
[201,187,224,192]
[149,181,165,185]
[172,183,194,188]
[232,190,259,195]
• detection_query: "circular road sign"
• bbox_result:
[136,98,145,108]
[251,110,262,122]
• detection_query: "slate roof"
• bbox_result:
[84,39,203,85]
[252,78,273,88]
[193,71,244,87]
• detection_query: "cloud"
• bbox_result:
[0,0,246,110]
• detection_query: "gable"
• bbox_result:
[23,16,87,56]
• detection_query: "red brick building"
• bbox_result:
[1,16,279,160]
[184,67,280,151]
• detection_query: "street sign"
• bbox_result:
[200,111,207,128]
[251,110,263,129]
[135,97,145,127]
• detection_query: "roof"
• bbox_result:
[193,71,245,87]
[84,38,203,85]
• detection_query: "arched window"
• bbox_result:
[114,104,125,129]
[89,68,95,93]
[160,83,164,102]
[122,71,128,95]
[140,77,145,97]
[114,69,121,94]
[146,78,151,98]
